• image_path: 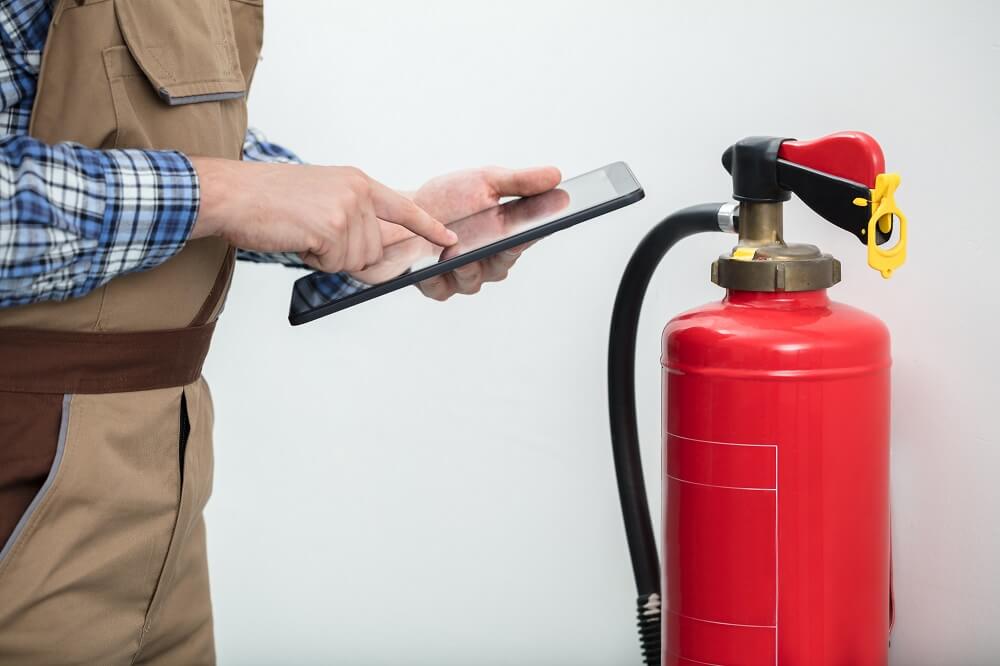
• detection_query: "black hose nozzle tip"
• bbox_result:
[637,592,661,665]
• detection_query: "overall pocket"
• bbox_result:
[0,393,69,569]
[115,0,246,105]
[103,0,251,157]
[135,380,215,654]
[0,388,197,663]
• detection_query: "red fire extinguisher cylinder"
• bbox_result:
[662,287,891,665]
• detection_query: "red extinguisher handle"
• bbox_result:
[722,132,896,247]
[778,131,885,188]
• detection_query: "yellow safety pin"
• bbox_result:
[865,173,907,278]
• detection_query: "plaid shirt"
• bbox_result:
[0,0,352,309]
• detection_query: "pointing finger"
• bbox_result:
[369,180,457,247]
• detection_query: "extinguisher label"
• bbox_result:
[665,433,778,665]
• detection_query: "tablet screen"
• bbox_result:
[290,162,641,321]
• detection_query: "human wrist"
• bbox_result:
[190,156,239,240]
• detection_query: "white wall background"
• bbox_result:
[204,1,1000,663]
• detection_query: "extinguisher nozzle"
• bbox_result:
[636,592,662,665]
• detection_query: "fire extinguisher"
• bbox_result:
[608,132,907,665]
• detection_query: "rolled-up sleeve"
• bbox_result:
[0,135,199,307]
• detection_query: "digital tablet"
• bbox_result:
[288,161,643,325]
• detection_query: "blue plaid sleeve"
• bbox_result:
[0,135,199,307]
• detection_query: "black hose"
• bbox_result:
[607,203,725,664]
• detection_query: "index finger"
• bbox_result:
[369,180,457,247]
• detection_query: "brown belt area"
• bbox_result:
[0,323,215,394]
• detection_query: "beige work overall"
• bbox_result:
[0,1,263,662]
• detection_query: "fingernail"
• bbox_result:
[445,230,458,244]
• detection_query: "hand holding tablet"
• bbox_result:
[289,162,644,324]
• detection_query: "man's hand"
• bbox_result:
[410,166,560,300]
[189,158,457,273]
